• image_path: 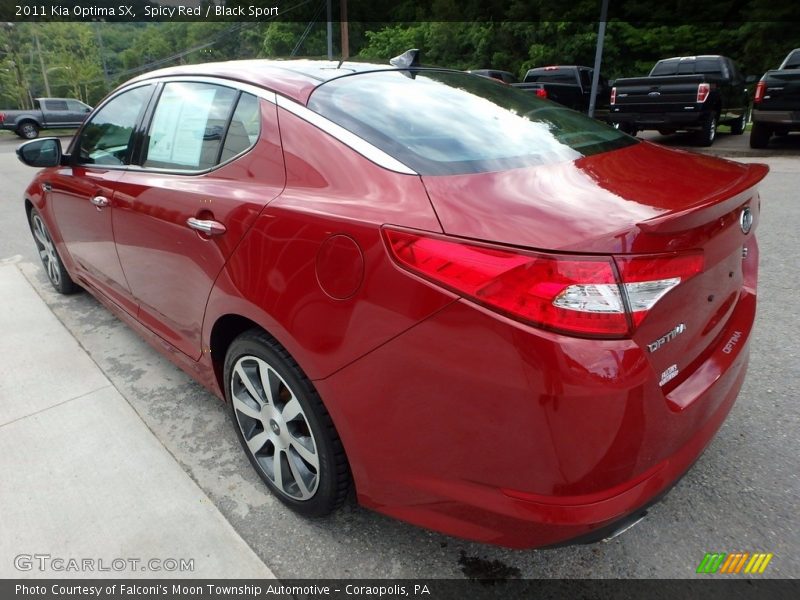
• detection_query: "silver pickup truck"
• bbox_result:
[0,97,92,139]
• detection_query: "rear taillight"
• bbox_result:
[697,83,711,103]
[383,228,703,338]
[0,113,5,124]
[754,80,766,104]
[536,88,547,99]
[610,87,616,105]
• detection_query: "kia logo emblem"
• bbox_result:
[740,207,753,234]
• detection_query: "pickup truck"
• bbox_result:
[608,56,750,146]
[750,48,800,148]
[512,66,611,117]
[0,97,92,139]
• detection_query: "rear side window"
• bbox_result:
[650,61,678,76]
[144,82,238,171]
[76,85,153,166]
[783,50,800,69]
[43,100,68,111]
[308,70,636,176]
[220,93,261,162]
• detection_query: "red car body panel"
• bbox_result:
[22,61,769,548]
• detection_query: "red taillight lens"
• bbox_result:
[536,87,548,99]
[754,80,766,104]
[0,113,5,123]
[383,229,705,338]
[697,83,711,103]
[610,86,616,105]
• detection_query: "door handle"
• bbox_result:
[41,182,52,192]
[90,195,109,208]
[186,217,226,236]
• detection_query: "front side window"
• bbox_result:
[144,82,237,171]
[66,100,90,112]
[308,70,636,176]
[76,85,153,166]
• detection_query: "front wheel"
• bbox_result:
[730,111,747,135]
[224,330,351,517]
[16,121,39,139]
[696,111,717,147]
[29,209,80,294]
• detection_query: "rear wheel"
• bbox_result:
[749,122,771,149]
[16,121,39,139]
[696,111,717,146]
[29,209,80,294]
[224,330,351,517]
[657,129,675,136]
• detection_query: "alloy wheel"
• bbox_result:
[31,214,61,286]
[230,355,320,500]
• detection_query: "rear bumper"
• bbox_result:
[752,109,800,126]
[316,278,756,548]
[608,108,707,129]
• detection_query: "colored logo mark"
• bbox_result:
[696,552,773,574]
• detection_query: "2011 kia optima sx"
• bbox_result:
[17,57,767,548]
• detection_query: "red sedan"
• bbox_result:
[16,57,767,548]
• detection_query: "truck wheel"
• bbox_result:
[749,122,771,149]
[729,111,747,135]
[696,112,717,147]
[17,121,40,139]
[657,129,675,136]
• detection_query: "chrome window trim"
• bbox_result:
[124,75,418,176]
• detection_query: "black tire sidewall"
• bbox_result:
[223,333,343,517]
[18,122,39,139]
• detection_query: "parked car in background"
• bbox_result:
[608,56,750,146]
[512,65,611,118]
[750,48,800,148]
[467,69,519,84]
[0,97,92,139]
[16,58,767,548]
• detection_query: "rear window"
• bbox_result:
[524,70,577,84]
[308,70,635,176]
[651,58,722,76]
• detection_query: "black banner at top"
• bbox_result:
[1,0,799,23]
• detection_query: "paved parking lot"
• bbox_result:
[0,132,798,579]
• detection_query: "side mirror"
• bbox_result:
[745,75,757,84]
[16,138,63,168]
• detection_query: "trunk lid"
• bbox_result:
[420,141,768,387]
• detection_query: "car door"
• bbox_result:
[41,99,70,127]
[112,81,286,359]
[66,99,92,126]
[48,84,155,314]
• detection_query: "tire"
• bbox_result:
[29,209,80,294]
[657,129,675,136]
[16,121,39,139]
[224,329,351,517]
[749,122,771,149]
[696,111,717,147]
[615,123,637,136]
[730,111,747,135]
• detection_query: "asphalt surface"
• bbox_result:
[1,130,798,579]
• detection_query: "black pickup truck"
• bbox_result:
[750,49,800,148]
[0,97,92,139]
[512,66,611,117]
[608,56,749,146]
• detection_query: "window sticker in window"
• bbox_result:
[145,83,236,170]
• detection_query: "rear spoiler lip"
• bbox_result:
[637,162,769,234]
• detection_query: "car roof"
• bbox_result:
[126,59,450,105]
